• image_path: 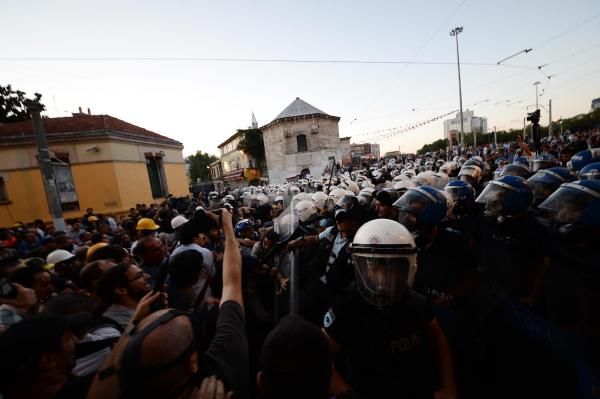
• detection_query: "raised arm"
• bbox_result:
[220,209,243,308]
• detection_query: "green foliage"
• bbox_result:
[417,139,449,155]
[416,108,600,151]
[0,84,45,123]
[237,129,266,168]
[556,107,600,134]
[188,151,218,183]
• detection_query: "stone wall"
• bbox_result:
[263,116,347,183]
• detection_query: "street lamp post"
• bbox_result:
[450,26,465,147]
[533,81,541,110]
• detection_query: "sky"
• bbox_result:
[2,0,599,156]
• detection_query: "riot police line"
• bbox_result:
[177,143,600,399]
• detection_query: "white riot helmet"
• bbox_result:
[327,188,347,209]
[458,165,482,185]
[289,185,301,196]
[292,192,310,203]
[431,172,449,190]
[349,219,418,307]
[256,193,270,206]
[401,169,416,179]
[393,180,415,194]
[311,191,328,210]
[295,200,318,223]
[346,181,360,195]
[358,188,374,200]
[412,171,435,187]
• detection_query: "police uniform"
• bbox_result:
[324,288,437,398]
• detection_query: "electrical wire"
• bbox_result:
[350,0,468,122]
[0,56,536,69]
[532,12,600,49]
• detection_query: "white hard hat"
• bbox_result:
[171,215,189,230]
[46,249,75,268]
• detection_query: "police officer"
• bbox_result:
[538,179,600,371]
[323,219,457,399]
[287,206,362,325]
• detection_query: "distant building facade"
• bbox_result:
[209,159,224,192]
[351,143,381,159]
[217,129,263,189]
[592,98,600,110]
[260,97,348,183]
[0,113,188,226]
[443,109,487,144]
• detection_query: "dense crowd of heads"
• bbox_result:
[0,128,598,398]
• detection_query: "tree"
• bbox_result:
[188,151,218,183]
[237,128,266,168]
[417,139,449,155]
[0,84,45,123]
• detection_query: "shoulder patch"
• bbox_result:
[323,309,336,328]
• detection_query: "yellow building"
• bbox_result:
[0,113,188,226]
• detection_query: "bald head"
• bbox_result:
[138,309,195,367]
[120,309,199,398]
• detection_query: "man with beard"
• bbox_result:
[97,263,153,331]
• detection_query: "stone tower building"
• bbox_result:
[260,97,346,184]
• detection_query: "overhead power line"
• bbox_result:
[533,12,600,49]
[351,0,469,123]
[0,56,535,69]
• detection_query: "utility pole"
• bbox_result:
[494,126,497,147]
[523,117,527,140]
[548,99,553,137]
[450,27,465,147]
[533,81,541,110]
[29,103,65,232]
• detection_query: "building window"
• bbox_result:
[51,153,80,211]
[146,154,169,199]
[0,177,9,203]
[297,134,308,153]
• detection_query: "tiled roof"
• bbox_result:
[0,114,182,146]
[273,97,329,121]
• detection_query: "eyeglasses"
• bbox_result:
[127,270,146,284]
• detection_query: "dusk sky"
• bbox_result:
[2,0,599,155]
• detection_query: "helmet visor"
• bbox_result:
[397,210,418,232]
[444,186,467,202]
[352,254,415,307]
[538,184,598,224]
[501,164,530,178]
[393,190,428,215]
[475,182,510,216]
[530,181,556,203]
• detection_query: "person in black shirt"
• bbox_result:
[323,219,457,399]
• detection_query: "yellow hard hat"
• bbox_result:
[88,215,99,222]
[136,218,159,231]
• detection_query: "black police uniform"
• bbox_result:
[324,287,437,398]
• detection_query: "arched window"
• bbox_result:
[297,134,308,152]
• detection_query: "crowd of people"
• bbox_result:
[0,129,598,399]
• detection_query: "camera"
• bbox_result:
[526,109,541,124]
